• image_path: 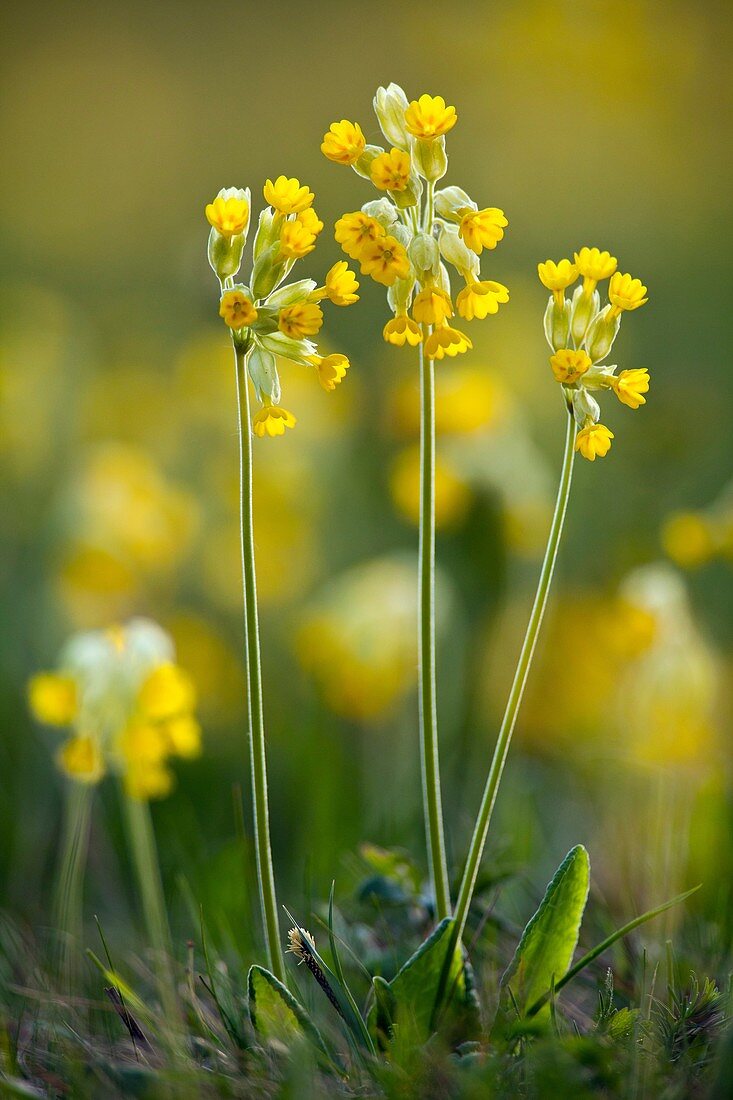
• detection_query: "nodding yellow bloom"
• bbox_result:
[137,662,196,721]
[412,286,453,325]
[575,423,614,461]
[321,119,366,165]
[308,353,350,392]
[404,93,457,138]
[278,301,324,339]
[457,207,508,254]
[549,348,592,384]
[608,272,649,318]
[574,247,618,294]
[219,289,257,329]
[28,673,78,726]
[57,735,105,783]
[263,175,314,214]
[383,313,423,346]
[612,367,650,409]
[334,211,385,260]
[279,220,317,259]
[456,279,509,320]
[662,512,716,569]
[296,207,324,237]
[163,714,202,758]
[253,404,297,438]
[205,189,250,237]
[424,323,473,360]
[370,147,412,191]
[312,261,360,306]
[125,759,174,801]
[358,234,411,286]
[538,259,578,305]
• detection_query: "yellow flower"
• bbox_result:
[321,120,366,165]
[308,353,350,392]
[263,175,314,214]
[253,405,297,438]
[612,368,650,409]
[370,148,412,192]
[296,207,324,237]
[575,423,614,461]
[424,323,473,360]
[162,714,202,758]
[334,211,385,259]
[608,272,649,318]
[549,348,592,384]
[383,314,422,346]
[456,279,509,320]
[317,261,360,306]
[124,761,174,801]
[279,220,317,259]
[278,301,324,339]
[358,235,411,286]
[404,93,457,138]
[57,735,105,784]
[457,207,508,254]
[205,188,250,237]
[662,512,715,569]
[412,287,453,325]
[574,247,618,293]
[390,445,471,528]
[538,259,578,304]
[219,289,257,329]
[28,673,78,726]
[137,662,196,721]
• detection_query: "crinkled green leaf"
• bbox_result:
[247,964,329,1058]
[502,844,590,1017]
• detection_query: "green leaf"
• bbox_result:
[502,844,590,1018]
[248,964,329,1059]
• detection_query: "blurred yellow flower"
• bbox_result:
[458,207,508,254]
[549,348,591,384]
[278,301,324,339]
[321,119,366,165]
[412,287,453,325]
[424,323,473,360]
[370,148,412,191]
[28,673,78,726]
[252,404,297,438]
[575,422,614,460]
[608,272,649,318]
[358,235,411,286]
[263,175,314,214]
[383,314,422,346]
[612,367,649,408]
[390,444,471,528]
[219,289,257,329]
[391,367,504,436]
[57,735,105,784]
[662,512,715,569]
[404,94,457,138]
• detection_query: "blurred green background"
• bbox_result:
[1,0,732,961]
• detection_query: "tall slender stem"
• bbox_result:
[123,792,178,1018]
[53,781,92,989]
[234,346,285,982]
[418,336,451,921]
[449,407,577,953]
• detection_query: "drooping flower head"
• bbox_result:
[205,174,359,435]
[539,247,649,460]
[321,83,508,362]
[28,619,201,799]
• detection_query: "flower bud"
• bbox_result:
[436,261,452,296]
[258,331,317,367]
[584,306,621,363]
[387,274,416,315]
[408,232,440,281]
[373,83,411,150]
[438,227,479,279]
[390,174,423,210]
[571,387,601,428]
[265,279,317,308]
[251,244,287,300]
[570,284,600,346]
[353,145,386,180]
[361,198,399,230]
[208,228,245,280]
[411,136,448,182]
[247,346,281,403]
[543,296,571,352]
[253,208,283,260]
[434,186,476,220]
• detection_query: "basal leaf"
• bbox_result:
[502,844,590,1017]
[247,964,329,1059]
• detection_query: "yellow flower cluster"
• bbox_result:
[28,619,201,800]
[205,180,358,437]
[539,247,650,460]
[322,83,508,360]
[662,483,733,570]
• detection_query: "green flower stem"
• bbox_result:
[450,406,577,951]
[234,345,286,983]
[54,780,93,988]
[418,335,451,921]
[122,791,178,1018]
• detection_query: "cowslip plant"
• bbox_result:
[204,178,359,982]
[323,84,509,921]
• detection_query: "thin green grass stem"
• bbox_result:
[53,780,93,989]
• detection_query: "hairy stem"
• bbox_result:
[234,346,285,982]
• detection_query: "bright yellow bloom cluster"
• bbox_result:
[205,180,358,436]
[539,246,650,460]
[322,82,508,361]
[28,619,201,800]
